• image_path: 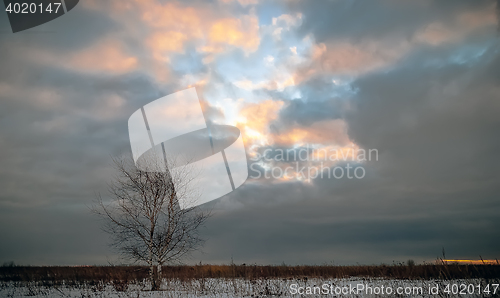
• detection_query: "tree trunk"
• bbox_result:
[149,249,158,290]
[149,231,159,291]
[156,264,162,289]
[150,262,158,291]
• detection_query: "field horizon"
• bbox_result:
[2,262,500,281]
[2,263,500,297]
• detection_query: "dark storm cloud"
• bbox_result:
[276,93,348,128]
[194,176,500,265]
[0,1,118,52]
[497,0,500,31]
[290,0,496,42]
[0,2,178,264]
[346,44,500,190]
[0,64,170,263]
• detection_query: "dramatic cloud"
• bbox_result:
[0,0,499,266]
[68,39,138,74]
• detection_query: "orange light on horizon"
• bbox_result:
[440,259,499,265]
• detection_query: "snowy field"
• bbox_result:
[1,277,498,297]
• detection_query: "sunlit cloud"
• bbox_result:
[202,15,260,54]
[147,31,188,61]
[236,99,284,146]
[81,0,261,82]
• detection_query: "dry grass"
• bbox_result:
[1,262,499,283]
[1,263,499,297]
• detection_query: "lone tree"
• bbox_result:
[94,154,210,290]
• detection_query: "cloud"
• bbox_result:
[288,0,497,83]
[237,0,259,7]
[1,0,499,266]
[271,119,351,147]
[236,99,284,145]
[218,0,259,7]
[497,0,500,31]
[414,7,497,46]
[204,15,260,53]
[147,31,188,60]
[272,13,302,27]
[86,0,261,58]
[67,39,138,74]
[306,41,401,76]
[345,44,500,195]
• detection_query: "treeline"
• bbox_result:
[1,263,500,282]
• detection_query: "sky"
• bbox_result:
[0,0,499,266]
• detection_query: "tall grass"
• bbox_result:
[1,263,499,283]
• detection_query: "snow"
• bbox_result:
[0,277,495,297]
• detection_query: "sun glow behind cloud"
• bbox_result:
[65,1,377,167]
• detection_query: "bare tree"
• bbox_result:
[93,154,210,290]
